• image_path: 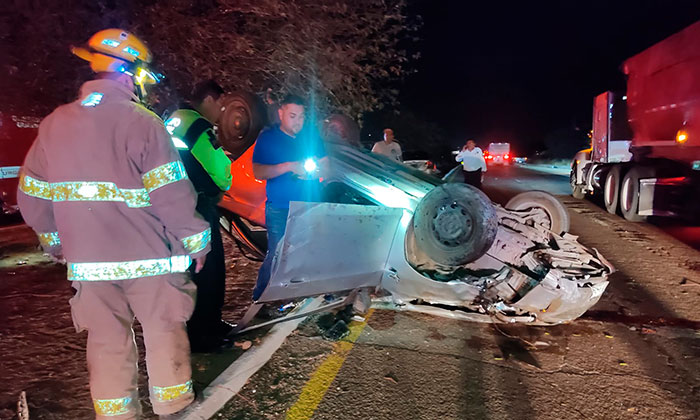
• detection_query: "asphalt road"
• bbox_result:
[216,164,700,420]
[2,165,698,420]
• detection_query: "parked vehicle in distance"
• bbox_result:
[486,142,512,165]
[403,159,439,176]
[0,112,40,215]
[402,150,441,176]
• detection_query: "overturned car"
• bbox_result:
[213,94,613,329]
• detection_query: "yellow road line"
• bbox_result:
[285,309,374,420]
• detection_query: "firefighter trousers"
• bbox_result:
[69,274,196,419]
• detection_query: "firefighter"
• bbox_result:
[17,29,210,419]
[165,80,233,352]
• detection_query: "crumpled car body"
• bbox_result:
[219,141,613,325]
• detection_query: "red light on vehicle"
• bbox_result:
[487,155,493,160]
[504,154,510,159]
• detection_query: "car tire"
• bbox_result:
[505,190,571,235]
[412,183,498,266]
[570,164,586,199]
[620,166,655,222]
[322,114,362,147]
[603,165,622,215]
[218,91,268,159]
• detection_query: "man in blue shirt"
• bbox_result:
[252,94,327,300]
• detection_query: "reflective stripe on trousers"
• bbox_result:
[70,274,197,418]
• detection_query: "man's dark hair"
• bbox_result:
[191,80,224,105]
[280,94,306,107]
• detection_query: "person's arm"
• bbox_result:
[135,114,211,265]
[190,127,232,191]
[252,130,308,180]
[396,144,403,161]
[253,161,304,180]
[371,142,380,153]
[478,149,487,172]
[455,150,465,162]
[16,119,63,260]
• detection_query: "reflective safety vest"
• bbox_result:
[17,79,211,281]
[165,108,232,196]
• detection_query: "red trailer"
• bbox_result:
[571,20,700,221]
[0,112,39,215]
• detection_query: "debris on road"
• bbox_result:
[235,340,253,350]
[383,374,398,384]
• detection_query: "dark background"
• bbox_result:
[363,0,700,163]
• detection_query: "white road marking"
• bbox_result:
[174,297,322,420]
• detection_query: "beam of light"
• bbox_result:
[304,158,318,173]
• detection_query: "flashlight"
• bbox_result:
[304,158,318,173]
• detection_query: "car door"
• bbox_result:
[257,201,404,302]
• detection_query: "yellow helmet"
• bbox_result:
[72,29,162,98]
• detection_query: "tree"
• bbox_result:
[543,126,590,159]
[0,0,419,118]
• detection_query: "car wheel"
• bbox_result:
[411,183,498,266]
[322,114,362,147]
[219,91,268,159]
[506,190,570,235]
[603,165,622,215]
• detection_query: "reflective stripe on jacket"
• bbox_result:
[17,79,211,281]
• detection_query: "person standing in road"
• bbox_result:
[17,29,209,419]
[456,139,487,189]
[251,94,327,300]
[371,128,403,162]
[165,80,234,352]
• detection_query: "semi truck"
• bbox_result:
[570,20,700,222]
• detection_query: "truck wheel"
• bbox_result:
[218,91,268,160]
[570,164,586,199]
[505,190,570,235]
[603,165,622,215]
[412,183,498,266]
[620,166,655,222]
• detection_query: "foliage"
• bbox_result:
[0,0,419,118]
[543,126,590,158]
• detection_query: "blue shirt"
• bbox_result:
[252,126,327,209]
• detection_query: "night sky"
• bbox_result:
[382,0,700,156]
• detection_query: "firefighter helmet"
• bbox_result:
[72,29,162,98]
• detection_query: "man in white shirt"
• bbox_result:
[371,128,403,162]
[455,139,487,189]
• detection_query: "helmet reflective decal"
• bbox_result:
[122,46,140,57]
[171,137,189,150]
[165,117,181,134]
[81,92,104,107]
[101,39,121,48]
